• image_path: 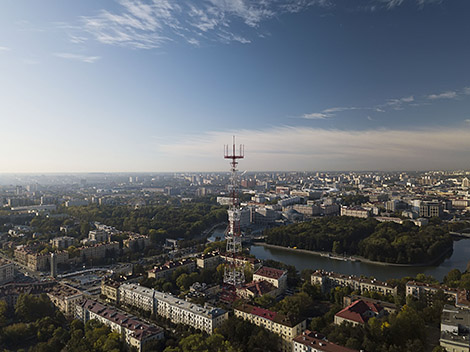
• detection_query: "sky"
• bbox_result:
[0,0,469,172]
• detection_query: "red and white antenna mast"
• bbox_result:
[223,136,245,287]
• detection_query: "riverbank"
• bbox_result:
[256,242,452,268]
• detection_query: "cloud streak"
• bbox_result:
[54,53,101,63]
[158,125,470,171]
[301,85,470,120]
[427,90,458,100]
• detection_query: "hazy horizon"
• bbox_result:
[1,0,469,173]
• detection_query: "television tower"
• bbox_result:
[223,136,245,287]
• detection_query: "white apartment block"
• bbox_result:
[312,270,397,297]
[119,284,155,313]
[118,284,228,334]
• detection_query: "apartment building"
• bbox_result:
[340,207,370,218]
[0,282,55,307]
[101,279,121,304]
[440,305,470,352]
[196,252,222,269]
[119,283,155,313]
[117,284,228,334]
[0,259,16,284]
[45,283,84,318]
[147,258,195,280]
[76,299,164,352]
[235,303,306,352]
[50,236,75,249]
[406,281,458,304]
[293,330,359,352]
[311,270,398,297]
[153,289,228,334]
[123,233,150,251]
[419,201,443,218]
[78,242,120,261]
[219,253,262,271]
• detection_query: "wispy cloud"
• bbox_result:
[76,0,330,49]
[301,86,470,121]
[379,0,442,10]
[302,95,416,120]
[302,112,331,119]
[54,53,101,63]
[0,46,10,51]
[427,90,458,100]
[158,125,470,171]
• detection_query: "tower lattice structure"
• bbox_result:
[223,137,245,287]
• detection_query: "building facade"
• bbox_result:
[235,303,306,352]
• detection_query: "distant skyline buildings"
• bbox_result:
[0,0,469,172]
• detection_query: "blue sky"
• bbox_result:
[0,0,469,172]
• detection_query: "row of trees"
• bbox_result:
[265,216,454,264]
[65,203,227,241]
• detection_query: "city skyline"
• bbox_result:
[1,0,469,172]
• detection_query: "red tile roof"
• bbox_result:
[293,330,359,352]
[335,300,383,324]
[254,266,286,280]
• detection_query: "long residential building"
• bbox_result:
[406,281,459,304]
[76,299,164,352]
[311,270,398,297]
[293,330,359,352]
[14,242,120,271]
[147,258,195,280]
[119,283,155,313]
[118,283,228,334]
[234,303,306,352]
[340,207,370,218]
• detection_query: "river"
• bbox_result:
[209,227,470,282]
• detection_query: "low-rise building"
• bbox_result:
[340,207,369,218]
[234,303,306,352]
[78,241,120,261]
[147,259,195,280]
[101,278,121,303]
[334,299,385,326]
[219,253,262,271]
[123,233,150,251]
[343,295,398,314]
[76,299,164,352]
[50,236,75,249]
[196,252,222,269]
[253,266,288,291]
[154,289,228,334]
[45,283,84,318]
[116,283,228,334]
[119,283,155,313]
[293,330,359,352]
[440,305,470,352]
[312,270,397,297]
[0,258,16,284]
[236,280,277,299]
[406,281,458,305]
[0,282,54,307]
